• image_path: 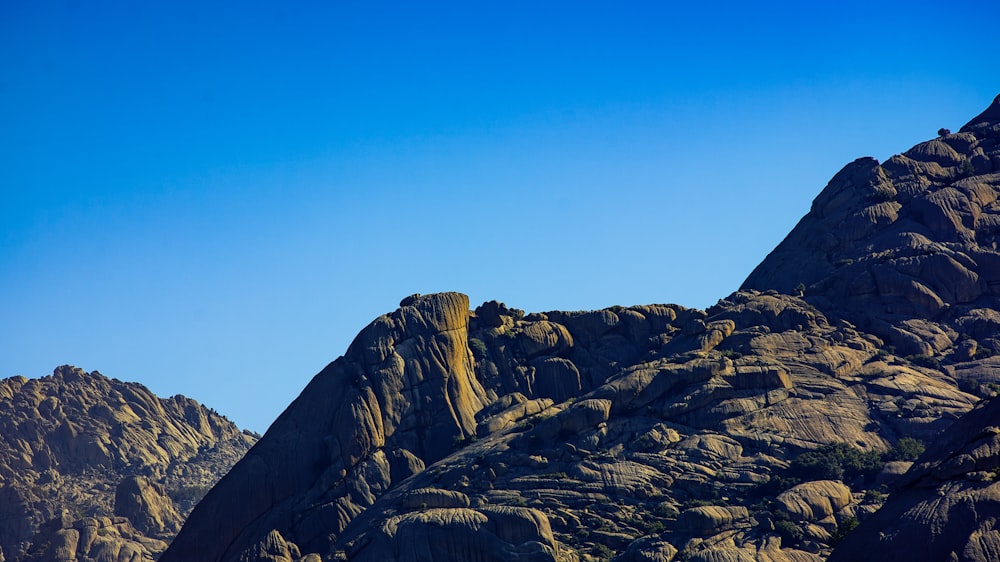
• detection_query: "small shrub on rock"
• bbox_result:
[886,437,925,461]
[468,337,488,359]
[775,519,803,545]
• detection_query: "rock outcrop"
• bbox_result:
[829,397,1000,562]
[151,94,1000,561]
[743,95,1000,365]
[0,366,257,561]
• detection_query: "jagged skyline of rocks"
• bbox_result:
[3,3,999,435]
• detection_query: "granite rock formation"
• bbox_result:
[0,366,258,562]
[160,94,1000,562]
[743,95,1000,368]
[828,397,1000,562]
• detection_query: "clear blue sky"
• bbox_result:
[2,1,997,433]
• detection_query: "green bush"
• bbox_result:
[790,443,882,482]
[830,516,860,545]
[593,544,614,560]
[863,488,886,503]
[905,354,941,369]
[652,502,679,518]
[774,520,803,545]
[468,337,488,359]
[886,437,925,462]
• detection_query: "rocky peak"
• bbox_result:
[0,366,257,561]
[159,94,1000,562]
[961,93,1000,134]
[742,96,1000,363]
[162,293,493,562]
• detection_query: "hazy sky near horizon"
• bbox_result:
[2,1,998,433]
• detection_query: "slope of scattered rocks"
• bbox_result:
[0,366,258,562]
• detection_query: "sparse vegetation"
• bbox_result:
[468,337,488,359]
[906,354,941,369]
[886,437,925,461]
[169,484,213,509]
[864,488,887,503]
[830,516,860,545]
[790,443,883,482]
[755,438,926,497]
[774,519,803,545]
[593,544,614,560]
[652,501,679,518]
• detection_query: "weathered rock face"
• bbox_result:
[161,288,980,561]
[829,397,1000,562]
[163,293,492,562]
[162,95,1000,562]
[114,476,184,538]
[0,366,257,562]
[742,95,1000,363]
[22,515,167,562]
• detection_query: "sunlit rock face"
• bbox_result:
[0,366,258,562]
[159,95,1000,562]
[743,95,1000,364]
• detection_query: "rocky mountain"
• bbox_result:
[743,94,1000,380]
[151,93,999,561]
[0,365,258,562]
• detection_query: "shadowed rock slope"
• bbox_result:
[163,95,1000,562]
[0,366,258,562]
[828,396,1000,562]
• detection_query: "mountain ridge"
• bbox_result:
[0,365,258,562]
[161,93,1000,562]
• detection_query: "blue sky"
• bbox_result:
[2,1,997,433]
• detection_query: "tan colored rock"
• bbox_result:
[528,357,582,402]
[478,398,554,437]
[114,476,183,538]
[25,516,167,562]
[776,480,852,522]
[677,506,750,536]
[349,507,559,562]
[534,399,610,440]
[518,322,574,359]
[0,367,256,562]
